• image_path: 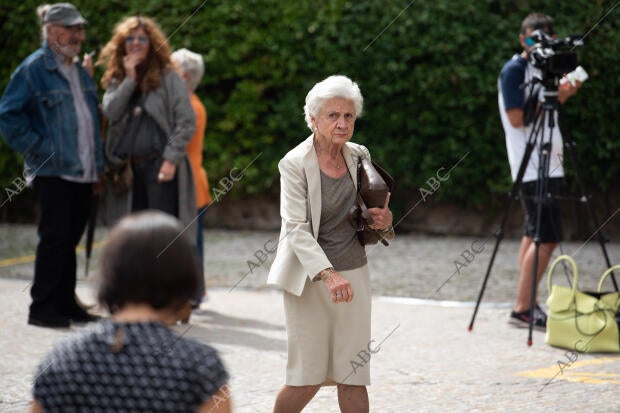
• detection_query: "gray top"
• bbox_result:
[102,72,195,165]
[56,54,97,183]
[100,71,197,235]
[317,170,367,271]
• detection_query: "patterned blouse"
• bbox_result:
[33,319,229,412]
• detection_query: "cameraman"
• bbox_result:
[498,12,581,329]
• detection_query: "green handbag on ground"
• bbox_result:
[545,255,620,353]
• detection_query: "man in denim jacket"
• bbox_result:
[0,3,103,328]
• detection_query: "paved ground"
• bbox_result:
[2,226,619,301]
[1,228,620,412]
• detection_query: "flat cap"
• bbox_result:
[43,3,88,26]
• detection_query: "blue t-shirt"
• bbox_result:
[499,54,528,110]
[497,54,564,183]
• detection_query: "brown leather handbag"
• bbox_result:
[349,156,394,246]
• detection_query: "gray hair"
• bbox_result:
[171,48,205,92]
[303,75,363,131]
[37,4,52,40]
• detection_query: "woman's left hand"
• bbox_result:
[157,160,176,183]
[368,192,392,230]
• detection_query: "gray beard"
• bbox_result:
[51,41,80,60]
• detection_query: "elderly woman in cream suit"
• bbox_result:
[267,75,394,413]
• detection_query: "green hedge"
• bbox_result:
[1,0,618,216]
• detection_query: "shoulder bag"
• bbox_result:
[103,92,144,195]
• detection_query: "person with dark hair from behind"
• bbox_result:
[498,12,581,330]
[29,211,232,413]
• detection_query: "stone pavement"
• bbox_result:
[1,277,619,413]
[2,226,620,302]
[1,228,620,412]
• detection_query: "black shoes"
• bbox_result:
[28,311,71,328]
[66,307,100,324]
[509,304,547,331]
[63,304,101,324]
[28,305,100,328]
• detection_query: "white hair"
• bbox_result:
[171,48,205,92]
[37,4,52,40]
[303,75,363,131]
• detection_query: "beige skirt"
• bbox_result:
[283,264,371,386]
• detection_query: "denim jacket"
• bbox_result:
[0,42,103,177]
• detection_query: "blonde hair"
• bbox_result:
[98,16,172,92]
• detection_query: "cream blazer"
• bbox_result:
[267,135,372,296]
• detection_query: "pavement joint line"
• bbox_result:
[2,277,619,411]
[376,295,513,308]
[0,241,107,269]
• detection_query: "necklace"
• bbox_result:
[314,138,343,169]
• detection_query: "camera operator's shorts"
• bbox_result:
[520,177,563,243]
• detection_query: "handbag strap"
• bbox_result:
[126,91,147,159]
[574,303,610,338]
[547,255,578,298]
[356,193,374,225]
[598,265,620,292]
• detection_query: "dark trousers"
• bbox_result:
[195,206,207,302]
[131,158,179,217]
[31,177,92,317]
[520,177,563,243]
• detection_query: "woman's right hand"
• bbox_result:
[123,54,142,80]
[322,270,354,303]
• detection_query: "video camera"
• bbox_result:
[526,29,584,77]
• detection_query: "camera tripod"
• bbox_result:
[469,76,618,346]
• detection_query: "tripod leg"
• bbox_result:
[469,122,541,331]
[527,161,546,346]
[561,119,618,291]
[469,228,504,332]
[527,239,541,346]
[526,103,554,345]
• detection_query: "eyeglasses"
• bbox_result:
[125,35,149,44]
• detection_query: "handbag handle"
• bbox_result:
[546,254,579,298]
[356,193,374,225]
[598,265,620,293]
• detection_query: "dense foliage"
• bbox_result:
[1,0,618,217]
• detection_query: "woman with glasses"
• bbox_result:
[98,16,197,233]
